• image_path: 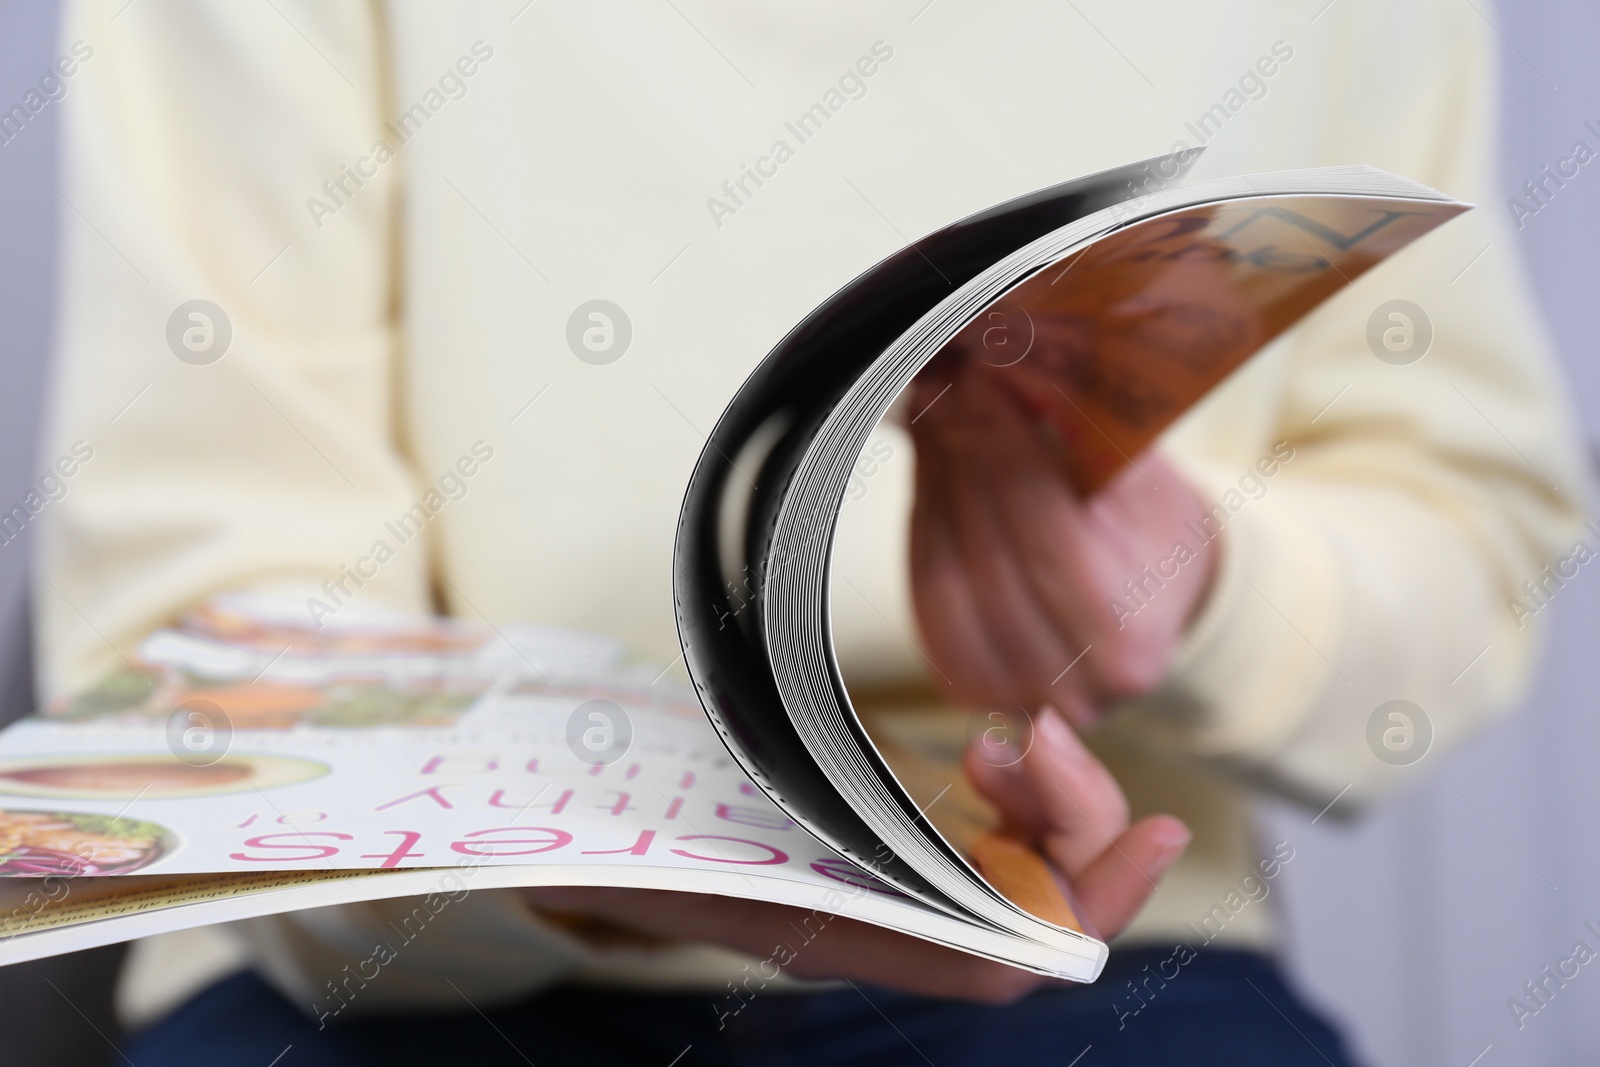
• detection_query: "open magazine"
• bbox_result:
[0,153,1467,982]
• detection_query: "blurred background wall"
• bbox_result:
[0,2,1595,1065]
[1260,2,1600,1064]
[0,9,126,1067]
[0,0,56,721]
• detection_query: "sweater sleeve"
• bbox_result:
[1135,0,1591,807]
[40,0,584,1014]
[38,0,426,697]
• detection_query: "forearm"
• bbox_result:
[1137,456,1580,806]
[38,0,417,700]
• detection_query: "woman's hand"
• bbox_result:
[908,365,1218,728]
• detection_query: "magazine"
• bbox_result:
[0,152,1467,983]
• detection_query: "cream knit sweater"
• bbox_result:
[39,0,1587,1021]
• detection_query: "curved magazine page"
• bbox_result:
[0,596,1097,981]
[762,177,1467,938]
[671,152,1201,909]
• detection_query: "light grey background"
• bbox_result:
[0,11,123,1067]
[0,0,57,724]
[0,2,1595,1065]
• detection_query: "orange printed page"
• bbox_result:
[919,196,1467,495]
[967,832,1083,933]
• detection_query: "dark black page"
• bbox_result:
[672,152,1196,896]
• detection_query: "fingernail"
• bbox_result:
[1153,826,1193,872]
[1034,706,1080,763]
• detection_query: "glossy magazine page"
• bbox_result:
[0,595,853,880]
[0,594,1102,979]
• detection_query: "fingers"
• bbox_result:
[1023,707,1132,877]
[909,364,1215,714]
[1072,815,1191,940]
[963,706,1189,939]
[1011,708,1189,940]
[909,417,1014,703]
[963,735,1039,834]
[940,374,1145,705]
[912,375,1087,704]
[964,706,1131,878]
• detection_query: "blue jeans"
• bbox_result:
[124,945,1358,1066]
